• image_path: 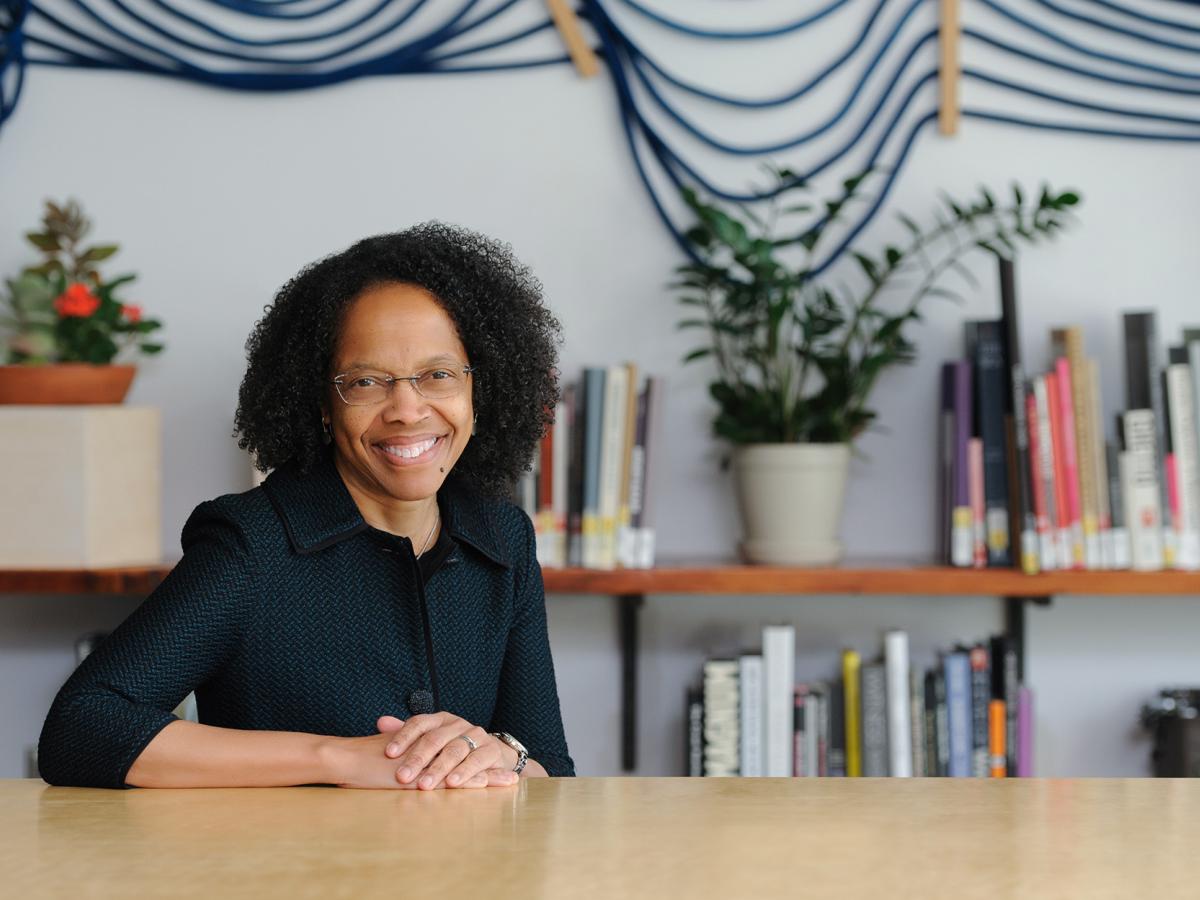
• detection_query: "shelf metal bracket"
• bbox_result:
[1003,594,1052,682]
[617,594,644,772]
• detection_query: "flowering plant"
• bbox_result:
[2,199,164,364]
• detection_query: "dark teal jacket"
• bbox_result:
[38,454,575,786]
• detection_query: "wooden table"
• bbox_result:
[4,777,1198,898]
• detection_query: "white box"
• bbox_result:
[0,406,161,568]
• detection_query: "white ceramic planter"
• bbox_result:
[732,443,851,565]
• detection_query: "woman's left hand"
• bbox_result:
[375,713,516,790]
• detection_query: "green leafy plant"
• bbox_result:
[675,171,1080,445]
[2,199,164,364]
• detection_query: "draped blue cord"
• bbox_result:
[5,0,1200,268]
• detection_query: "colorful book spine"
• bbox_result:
[1045,372,1074,570]
[969,437,987,568]
[842,649,862,777]
[967,320,1012,566]
[1165,354,1200,569]
[1055,328,1101,568]
[944,652,972,778]
[968,644,990,778]
[1033,376,1062,570]
[988,699,1007,778]
[951,361,974,567]
[999,259,1038,573]
[1026,389,1054,570]
[1054,358,1085,567]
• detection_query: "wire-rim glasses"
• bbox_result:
[331,366,474,406]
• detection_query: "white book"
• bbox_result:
[762,625,796,777]
[702,660,740,777]
[804,687,822,778]
[1166,363,1200,570]
[910,668,926,778]
[596,365,629,570]
[884,630,913,778]
[1121,409,1165,571]
[738,655,764,777]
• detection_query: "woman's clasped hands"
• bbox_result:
[331,712,519,791]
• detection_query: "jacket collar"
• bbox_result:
[262,452,510,568]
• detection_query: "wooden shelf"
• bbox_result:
[3,561,1199,596]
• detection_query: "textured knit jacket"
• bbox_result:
[38,453,575,787]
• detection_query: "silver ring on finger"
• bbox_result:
[456,734,478,752]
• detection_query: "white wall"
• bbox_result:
[2,0,1198,777]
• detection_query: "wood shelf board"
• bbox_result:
[3,563,1198,597]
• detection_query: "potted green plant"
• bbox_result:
[0,199,164,404]
[675,171,1080,564]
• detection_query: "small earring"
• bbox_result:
[321,419,332,445]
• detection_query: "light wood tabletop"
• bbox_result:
[3,776,1198,898]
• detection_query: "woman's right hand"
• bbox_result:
[323,717,519,790]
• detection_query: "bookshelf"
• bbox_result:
[5,562,1199,772]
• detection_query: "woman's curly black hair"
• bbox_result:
[235,222,561,499]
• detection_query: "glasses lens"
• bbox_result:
[339,376,390,406]
[416,368,465,400]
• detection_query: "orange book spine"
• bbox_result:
[989,699,1007,777]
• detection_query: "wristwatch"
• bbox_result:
[490,731,529,775]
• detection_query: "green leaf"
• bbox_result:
[25,232,59,252]
[80,245,119,263]
[897,213,920,237]
[1056,191,1080,208]
[683,347,712,363]
[676,319,708,330]
[139,343,165,355]
[884,246,903,268]
[852,252,880,285]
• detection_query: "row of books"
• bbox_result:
[938,257,1200,571]
[687,625,1033,778]
[516,366,666,569]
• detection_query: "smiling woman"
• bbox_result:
[37,224,575,790]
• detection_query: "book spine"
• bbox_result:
[1107,441,1131,569]
[999,258,1038,573]
[616,363,639,568]
[923,670,938,777]
[969,437,987,568]
[634,376,665,568]
[597,365,629,570]
[885,630,913,777]
[1054,359,1085,567]
[969,644,990,778]
[1089,359,1113,568]
[1016,687,1034,777]
[910,668,926,779]
[968,321,1012,566]
[1124,311,1173,562]
[944,652,972,778]
[988,699,1007,777]
[935,669,949,777]
[1026,388,1054,570]
[686,686,703,776]
[793,685,808,778]
[939,362,957,565]
[763,625,796,776]
[805,685,823,777]
[828,680,847,777]
[860,660,889,777]
[625,383,649,567]
[581,368,605,569]
[566,378,586,567]
[738,655,763,777]
[842,649,862,776]
[1122,409,1165,570]
[1045,372,1074,570]
[702,660,739,777]
[1033,376,1061,570]
[951,360,974,567]
[1061,328,1101,568]
[1166,360,1200,569]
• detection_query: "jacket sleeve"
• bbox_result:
[37,500,252,788]
[488,511,576,776]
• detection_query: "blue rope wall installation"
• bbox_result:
[1,0,1198,270]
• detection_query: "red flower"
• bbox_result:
[121,304,143,323]
[54,283,101,318]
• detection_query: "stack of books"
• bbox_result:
[687,627,1033,778]
[939,258,1200,572]
[516,365,666,569]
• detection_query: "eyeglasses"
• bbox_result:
[331,366,474,406]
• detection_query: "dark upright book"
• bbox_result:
[860,659,889,776]
[923,669,939,777]
[965,320,1012,566]
[951,361,974,567]
[939,363,957,564]
[1124,312,1171,544]
[968,643,991,777]
[999,257,1038,573]
[990,634,1020,776]
[686,686,703,776]
[828,679,847,777]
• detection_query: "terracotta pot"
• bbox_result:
[0,364,137,405]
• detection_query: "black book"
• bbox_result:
[938,363,957,565]
[923,669,939,777]
[686,686,703,777]
[566,377,587,567]
[999,258,1037,572]
[965,320,1012,566]
[860,660,889,777]
[967,643,991,777]
[828,680,847,777]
